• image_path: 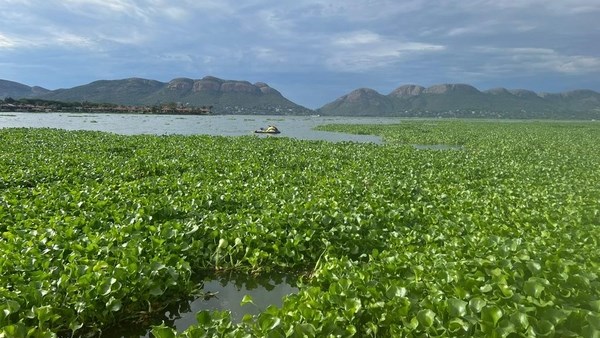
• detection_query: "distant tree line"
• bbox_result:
[0,97,212,114]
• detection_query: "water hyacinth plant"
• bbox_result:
[0,120,599,337]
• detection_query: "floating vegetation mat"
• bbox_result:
[1,121,599,337]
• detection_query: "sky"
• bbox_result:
[1,0,599,109]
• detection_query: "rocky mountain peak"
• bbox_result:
[167,78,194,91]
[389,85,425,97]
[484,87,511,95]
[255,82,281,95]
[509,89,540,98]
[344,88,381,102]
[220,81,260,94]
[425,84,480,94]
[193,77,222,92]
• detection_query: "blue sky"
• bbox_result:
[1,0,599,108]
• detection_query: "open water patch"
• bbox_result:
[103,272,298,337]
[175,273,298,325]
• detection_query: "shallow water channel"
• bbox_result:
[103,273,298,337]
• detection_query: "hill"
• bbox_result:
[318,84,600,119]
[319,88,395,116]
[19,76,313,115]
[4,77,600,118]
[1,80,49,99]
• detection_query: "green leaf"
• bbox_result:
[258,313,281,332]
[469,297,487,313]
[481,306,503,326]
[150,261,166,271]
[417,309,436,328]
[149,286,164,296]
[497,319,517,336]
[99,281,112,296]
[385,285,407,299]
[241,294,254,306]
[479,284,493,293]
[151,325,176,338]
[343,298,362,316]
[196,310,211,325]
[345,325,357,336]
[447,298,468,318]
[541,308,569,326]
[106,297,122,312]
[588,313,600,330]
[34,306,53,323]
[582,324,600,338]
[510,312,530,330]
[1,323,27,338]
[218,238,228,249]
[242,313,254,323]
[498,284,514,298]
[524,279,545,298]
[68,321,83,332]
[3,300,21,316]
[448,318,470,333]
[533,319,555,337]
[294,323,317,337]
[526,261,542,275]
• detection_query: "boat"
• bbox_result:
[254,129,281,134]
[254,125,281,134]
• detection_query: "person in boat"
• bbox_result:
[265,125,279,133]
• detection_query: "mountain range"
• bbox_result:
[317,84,600,119]
[1,77,313,115]
[2,77,600,119]
[0,79,50,98]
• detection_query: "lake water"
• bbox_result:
[0,112,391,143]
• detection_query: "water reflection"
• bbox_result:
[175,272,298,327]
[103,272,298,338]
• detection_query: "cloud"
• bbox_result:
[333,32,382,46]
[476,47,600,74]
[1,0,599,107]
[0,27,101,50]
[444,20,536,38]
[0,33,20,48]
[53,32,96,48]
[443,0,600,14]
[251,47,286,64]
[326,31,445,72]
[60,0,148,20]
[296,0,427,21]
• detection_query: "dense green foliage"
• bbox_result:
[1,121,599,337]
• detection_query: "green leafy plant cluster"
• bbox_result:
[1,121,599,337]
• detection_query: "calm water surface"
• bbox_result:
[103,273,298,338]
[0,113,392,143]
